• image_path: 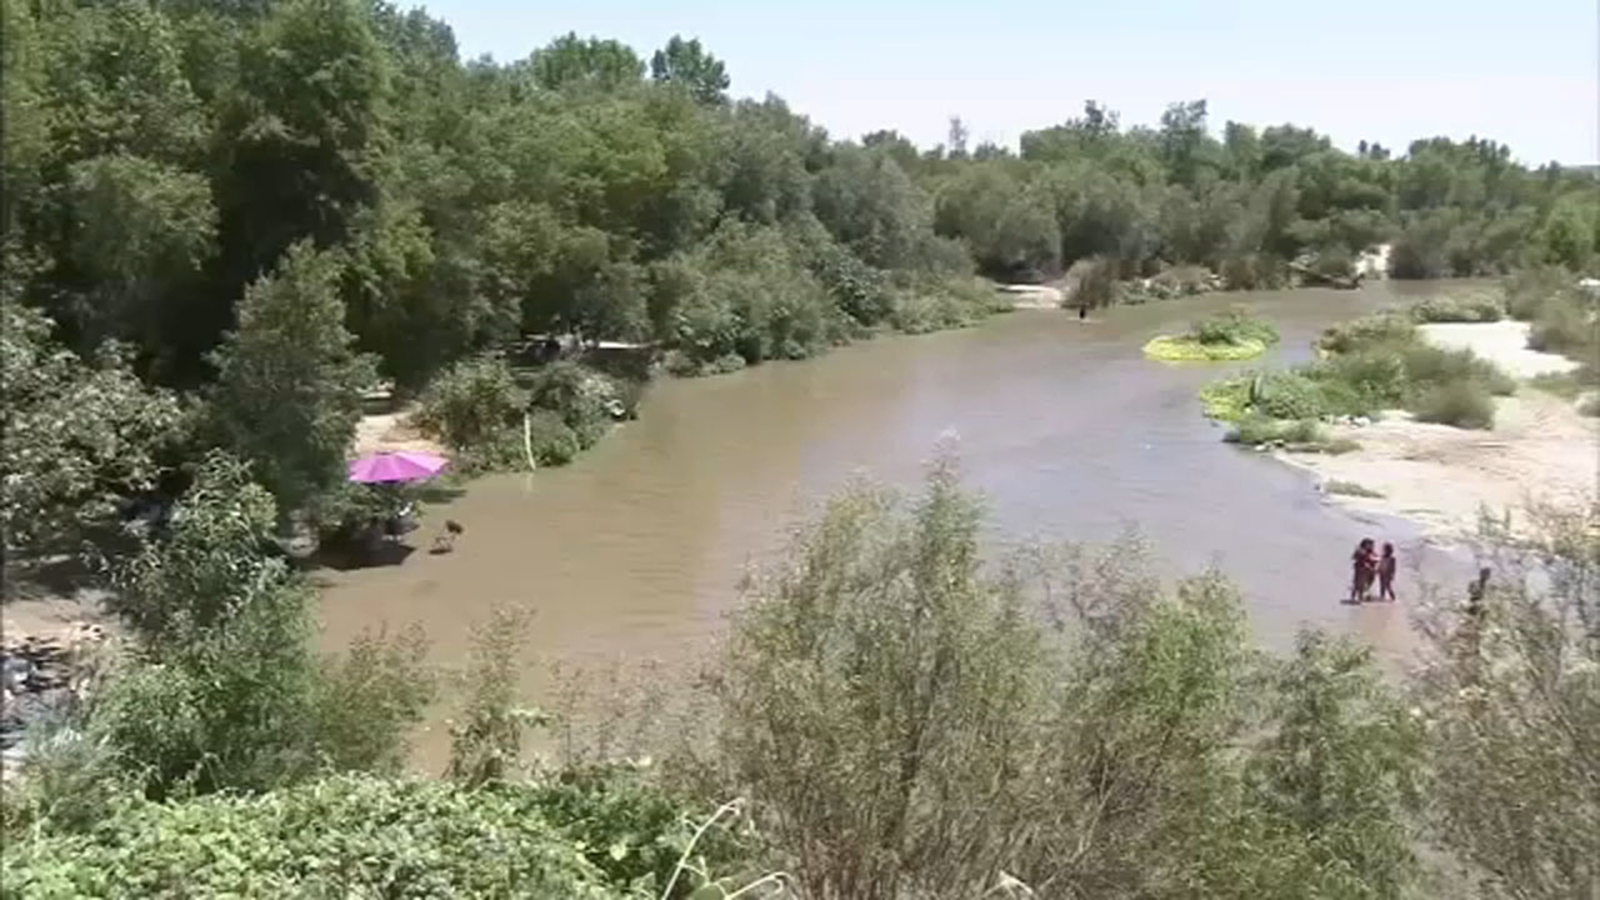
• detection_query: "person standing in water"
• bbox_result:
[1377,542,1397,602]
[1349,538,1377,603]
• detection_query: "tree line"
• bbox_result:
[4,0,1597,557]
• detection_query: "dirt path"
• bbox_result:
[353,406,446,458]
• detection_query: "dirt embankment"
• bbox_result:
[1279,322,1596,543]
[353,406,445,458]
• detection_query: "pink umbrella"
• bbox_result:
[347,451,449,484]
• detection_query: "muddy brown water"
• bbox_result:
[316,280,1481,770]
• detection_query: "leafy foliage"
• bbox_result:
[1209,310,1516,431]
[207,241,377,516]
[90,453,433,801]
[447,605,542,787]
[414,355,529,453]
[1,299,184,558]
[1411,507,1600,899]
[1,775,621,898]
[709,453,1419,899]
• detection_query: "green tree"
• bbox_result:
[715,453,1047,899]
[1234,632,1423,898]
[1158,98,1217,187]
[1413,508,1600,900]
[1536,193,1598,271]
[63,154,216,355]
[649,34,729,105]
[208,242,376,517]
[214,0,390,301]
[811,145,934,270]
[0,298,183,560]
[529,32,643,91]
[97,452,432,799]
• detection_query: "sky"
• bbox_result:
[413,0,1599,166]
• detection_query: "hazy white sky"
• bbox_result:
[414,0,1599,165]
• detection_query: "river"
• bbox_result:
[316,280,1478,768]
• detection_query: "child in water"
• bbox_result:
[1377,542,1397,602]
[1349,538,1377,603]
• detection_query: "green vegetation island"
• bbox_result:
[2,0,1598,896]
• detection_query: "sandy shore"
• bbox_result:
[1279,322,1596,543]
[1417,321,1580,378]
[354,406,446,457]
[997,283,1065,310]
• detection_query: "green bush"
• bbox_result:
[1219,251,1289,291]
[414,356,528,452]
[1413,380,1496,429]
[1410,293,1505,323]
[711,457,1420,897]
[525,361,622,450]
[1254,371,1325,420]
[1307,245,1356,280]
[1198,376,1252,420]
[525,410,581,467]
[1501,266,1574,320]
[528,764,755,896]
[1190,306,1280,347]
[0,775,620,898]
[1316,312,1417,356]
[1400,344,1516,396]
[1309,353,1406,412]
[94,455,433,801]
[1528,292,1595,357]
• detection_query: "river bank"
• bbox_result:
[1276,321,1596,544]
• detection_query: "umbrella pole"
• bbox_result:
[523,412,538,472]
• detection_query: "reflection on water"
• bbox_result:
[315,280,1478,770]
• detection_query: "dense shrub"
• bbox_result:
[1145,307,1278,361]
[1,301,186,558]
[1501,266,1575,320]
[525,360,623,450]
[1411,292,1505,323]
[1253,371,1325,419]
[1225,415,1354,451]
[1316,311,1417,356]
[1411,506,1600,900]
[1412,380,1497,429]
[1198,376,1252,420]
[1190,306,1279,347]
[1068,255,1119,309]
[525,409,582,467]
[1218,251,1288,291]
[414,356,528,452]
[1527,292,1595,357]
[89,454,433,802]
[1400,344,1517,397]
[708,456,1420,898]
[885,274,1006,335]
[0,775,620,898]
[1207,309,1513,432]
